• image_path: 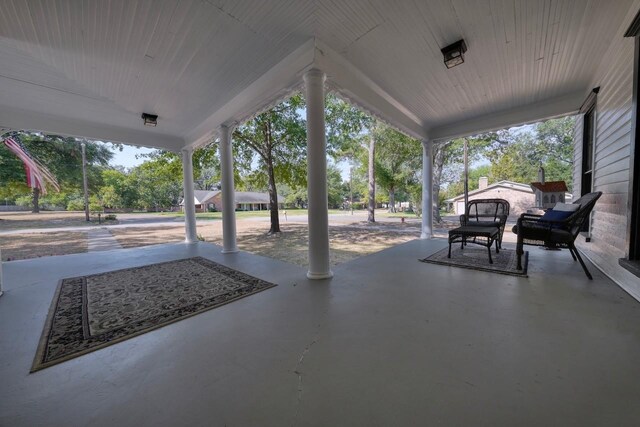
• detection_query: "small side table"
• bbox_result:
[448,226,500,264]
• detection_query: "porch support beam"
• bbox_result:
[304,69,333,280]
[220,125,239,253]
[429,90,584,142]
[181,147,198,243]
[421,139,433,239]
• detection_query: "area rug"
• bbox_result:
[32,257,276,372]
[419,246,528,277]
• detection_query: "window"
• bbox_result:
[621,16,640,276]
[579,88,599,233]
[581,104,596,196]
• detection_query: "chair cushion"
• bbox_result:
[540,209,573,222]
[553,202,580,212]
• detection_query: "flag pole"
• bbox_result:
[463,138,469,215]
[81,141,90,222]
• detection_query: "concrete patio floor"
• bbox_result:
[1,238,640,426]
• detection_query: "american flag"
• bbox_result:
[2,136,60,194]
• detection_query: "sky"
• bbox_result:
[108,144,156,169]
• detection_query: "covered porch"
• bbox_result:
[2,0,640,425]
[2,239,640,425]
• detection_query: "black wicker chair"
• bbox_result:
[512,191,602,279]
[460,199,510,249]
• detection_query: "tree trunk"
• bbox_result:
[31,187,40,213]
[432,143,447,223]
[388,187,395,213]
[368,133,375,222]
[266,157,280,234]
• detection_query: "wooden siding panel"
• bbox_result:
[573,0,640,301]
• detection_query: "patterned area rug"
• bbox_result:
[420,246,528,277]
[32,257,276,372]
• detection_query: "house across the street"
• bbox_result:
[180,190,284,212]
[445,177,572,215]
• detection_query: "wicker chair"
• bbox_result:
[459,199,510,249]
[512,191,602,279]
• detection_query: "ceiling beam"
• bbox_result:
[184,39,317,148]
[314,40,428,141]
[429,90,586,143]
[0,105,184,150]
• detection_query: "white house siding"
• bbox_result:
[573,1,640,301]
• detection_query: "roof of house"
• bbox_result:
[445,181,533,203]
[193,190,220,204]
[234,192,284,204]
[530,181,569,193]
[180,190,283,205]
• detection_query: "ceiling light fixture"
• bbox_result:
[441,39,467,69]
[141,113,158,127]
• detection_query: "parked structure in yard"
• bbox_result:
[530,166,569,209]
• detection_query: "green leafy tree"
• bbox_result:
[233,94,307,233]
[373,125,422,212]
[433,135,494,221]
[484,117,575,190]
[0,132,115,212]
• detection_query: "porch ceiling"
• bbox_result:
[0,0,635,149]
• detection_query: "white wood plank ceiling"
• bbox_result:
[0,0,635,149]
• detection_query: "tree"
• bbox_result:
[368,131,376,222]
[326,164,348,208]
[233,94,307,234]
[484,117,576,190]
[373,125,422,212]
[100,168,139,209]
[0,132,115,212]
[432,135,494,222]
[325,94,372,213]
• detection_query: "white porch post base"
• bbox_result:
[304,69,333,280]
[181,147,198,243]
[0,248,3,297]
[421,139,433,239]
[220,125,239,254]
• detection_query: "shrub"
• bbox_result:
[104,214,117,221]
[67,198,85,211]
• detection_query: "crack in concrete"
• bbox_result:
[292,335,319,426]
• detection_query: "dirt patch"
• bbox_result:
[0,232,88,261]
[111,227,187,248]
[110,221,419,266]
[0,211,116,230]
[232,223,418,266]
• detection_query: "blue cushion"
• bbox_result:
[540,209,573,223]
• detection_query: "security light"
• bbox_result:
[441,39,467,69]
[141,113,158,127]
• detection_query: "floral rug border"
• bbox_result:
[32,257,276,372]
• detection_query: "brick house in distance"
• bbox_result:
[180,190,284,212]
[445,177,572,216]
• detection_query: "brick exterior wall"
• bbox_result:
[453,188,535,216]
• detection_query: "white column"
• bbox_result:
[219,125,238,253]
[304,69,333,279]
[421,139,433,239]
[181,147,198,243]
[0,248,3,297]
